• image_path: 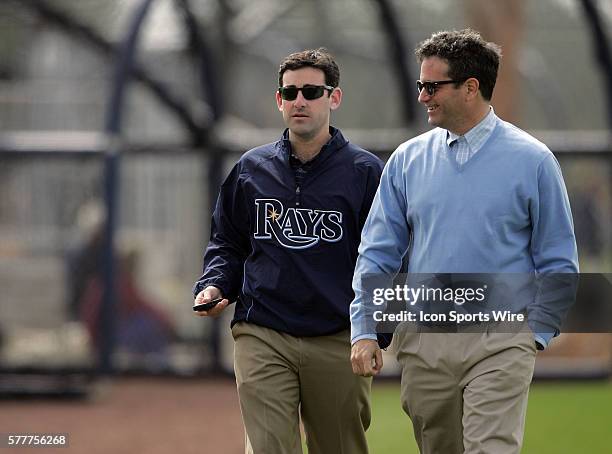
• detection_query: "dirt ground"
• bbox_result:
[0,376,245,454]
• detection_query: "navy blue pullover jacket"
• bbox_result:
[194,127,383,337]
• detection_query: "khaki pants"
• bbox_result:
[394,325,536,454]
[232,322,371,454]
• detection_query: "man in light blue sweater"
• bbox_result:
[350,29,578,454]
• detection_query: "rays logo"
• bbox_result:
[254,198,343,249]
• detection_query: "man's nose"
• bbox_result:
[417,87,431,103]
[293,90,307,107]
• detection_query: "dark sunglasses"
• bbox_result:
[416,79,465,96]
[278,84,334,101]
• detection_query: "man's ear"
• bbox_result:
[465,78,480,101]
[329,87,342,111]
[276,90,283,111]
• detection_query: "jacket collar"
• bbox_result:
[278,126,348,170]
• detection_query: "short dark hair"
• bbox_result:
[415,29,501,101]
[278,48,340,88]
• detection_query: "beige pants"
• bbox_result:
[232,322,371,454]
[394,325,537,454]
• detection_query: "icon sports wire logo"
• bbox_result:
[254,198,343,249]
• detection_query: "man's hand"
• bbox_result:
[193,285,229,317]
[351,339,383,377]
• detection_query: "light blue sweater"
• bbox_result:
[350,115,579,344]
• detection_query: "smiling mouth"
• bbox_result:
[427,105,439,112]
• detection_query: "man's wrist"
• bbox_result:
[351,333,377,346]
[193,282,224,299]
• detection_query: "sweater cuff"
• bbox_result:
[534,332,555,350]
[351,333,377,345]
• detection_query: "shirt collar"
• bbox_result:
[446,106,497,151]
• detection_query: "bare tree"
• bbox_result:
[464,0,524,125]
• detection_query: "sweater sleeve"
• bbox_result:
[350,151,411,343]
[193,163,250,301]
[527,153,579,336]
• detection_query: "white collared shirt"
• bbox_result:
[446,107,497,165]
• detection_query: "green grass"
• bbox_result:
[367,381,418,453]
[364,380,612,454]
[522,382,612,453]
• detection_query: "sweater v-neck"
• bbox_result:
[444,122,500,173]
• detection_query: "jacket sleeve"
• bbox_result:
[193,163,250,301]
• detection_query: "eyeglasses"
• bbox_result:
[416,79,465,96]
[278,84,334,101]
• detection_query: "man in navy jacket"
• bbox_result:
[193,48,383,454]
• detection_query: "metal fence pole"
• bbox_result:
[100,0,156,376]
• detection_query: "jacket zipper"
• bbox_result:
[294,166,306,206]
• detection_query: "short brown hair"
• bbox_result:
[415,29,501,101]
[278,48,340,88]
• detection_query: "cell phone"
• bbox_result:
[193,297,224,312]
